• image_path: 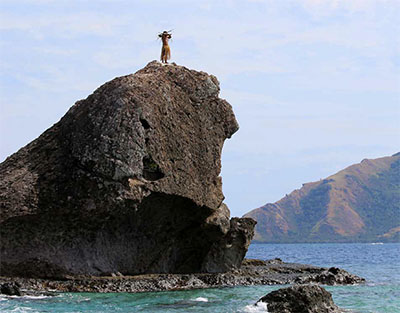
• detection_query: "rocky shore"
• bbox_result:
[0,258,364,294]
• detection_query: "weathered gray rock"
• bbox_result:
[256,284,342,313]
[202,217,256,272]
[0,282,22,296]
[0,61,255,278]
[295,266,364,285]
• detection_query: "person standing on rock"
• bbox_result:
[159,31,172,64]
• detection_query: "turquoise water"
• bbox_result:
[1,243,399,312]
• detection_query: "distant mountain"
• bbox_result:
[244,153,400,243]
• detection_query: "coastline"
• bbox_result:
[0,258,364,294]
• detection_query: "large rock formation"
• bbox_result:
[245,153,400,243]
[0,61,256,278]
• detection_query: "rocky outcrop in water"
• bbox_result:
[0,61,255,278]
[0,259,364,293]
[294,266,364,285]
[0,282,22,296]
[256,284,342,313]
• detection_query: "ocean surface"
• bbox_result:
[1,243,399,313]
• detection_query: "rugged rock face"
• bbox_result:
[202,217,256,272]
[256,285,342,313]
[0,61,255,278]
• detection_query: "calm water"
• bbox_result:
[1,243,399,313]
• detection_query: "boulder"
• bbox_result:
[202,217,256,272]
[0,61,255,278]
[256,284,342,313]
[294,267,365,285]
[0,282,22,296]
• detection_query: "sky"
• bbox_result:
[0,0,399,217]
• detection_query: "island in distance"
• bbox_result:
[245,153,400,243]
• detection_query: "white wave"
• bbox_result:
[193,297,208,302]
[76,297,91,303]
[7,307,40,313]
[22,295,52,300]
[7,295,54,300]
[370,242,384,245]
[63,294,90,303]
[243,301,269,312]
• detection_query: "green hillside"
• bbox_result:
[244,153,400,243]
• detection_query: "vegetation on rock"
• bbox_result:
[245,153,400,243]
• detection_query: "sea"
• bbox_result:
[1,243,399,313]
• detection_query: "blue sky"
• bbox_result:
[0,0,399,217]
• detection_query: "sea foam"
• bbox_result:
[193,297,209,302]
[243,301,269,312]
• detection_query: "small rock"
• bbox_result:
[256,284,342,313]
[313,267,365,285]
[267,258,283,264]
[0,282,22,296]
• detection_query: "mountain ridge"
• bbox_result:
[244,153,400,243]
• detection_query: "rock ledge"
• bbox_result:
[0,258,364,293]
